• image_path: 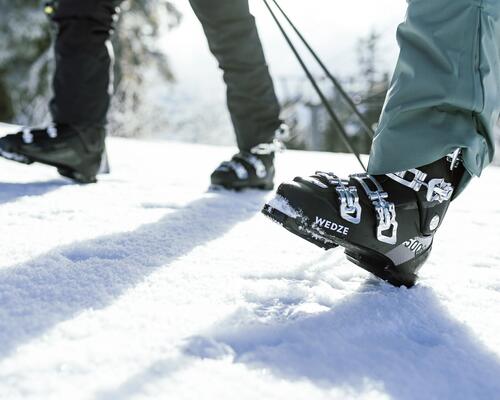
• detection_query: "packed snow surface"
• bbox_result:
[0,128,499,399]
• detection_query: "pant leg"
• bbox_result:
[50,0,120,130]
[189,0,281,151]
[368,0,500,193]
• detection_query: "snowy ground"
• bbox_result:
[0,128,499,399]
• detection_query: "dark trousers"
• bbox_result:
[50,0,119,130]
[50,0,281,150]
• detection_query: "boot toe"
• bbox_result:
[211,168,235,185]
[276,179,339,221]
[0,135,16,152]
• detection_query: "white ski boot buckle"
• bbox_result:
[352,174,398,245]
[316,172,362,224]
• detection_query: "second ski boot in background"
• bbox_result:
[210,124,289,191]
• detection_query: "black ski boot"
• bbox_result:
[0,124,108,184]
[210,124,290,191]
[262,154,464,287]
[211,152,275,190]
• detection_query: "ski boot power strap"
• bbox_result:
[386,169,454,203]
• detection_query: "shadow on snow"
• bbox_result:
[0,190,267,359]
[98,271,500,400]
[181,283,500,399]
[0,179,70,205]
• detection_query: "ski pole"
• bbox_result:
[270,0,375,140]
[262,0,367,171]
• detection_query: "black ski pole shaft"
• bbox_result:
[271,0,375,140]
[262,0,367,171]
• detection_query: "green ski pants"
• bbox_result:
[368,0,500,194]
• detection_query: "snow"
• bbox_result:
[0,127,499,399]
[266,194,301,218]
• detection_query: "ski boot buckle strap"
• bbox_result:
[337,185,362,224]
[22,128,34,144]
[218,161,249,180]
[235,153,267,179]
[352,174,398,245]
[21,124,58,145]
[387,169,453,203]
[386,169,427,191]
[316,172,362,224]
[426,179,453,202]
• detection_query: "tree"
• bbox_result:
[110,0,182,137]
[0,0,182,136]
[0,0,52,123]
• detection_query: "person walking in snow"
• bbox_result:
[263,0,499,287]
[0,0,284,190]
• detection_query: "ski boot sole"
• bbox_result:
[262,203,423,288]
[57,167,98,184]
[210,182,274,192]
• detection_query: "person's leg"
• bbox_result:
[189,0,281,151]
[263,0,500,286]
[368,0,499,196]
[189,0,285,190]
[0,0,120,182]
[51,0,120,141]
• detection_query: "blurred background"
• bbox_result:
[1,0,498,159]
